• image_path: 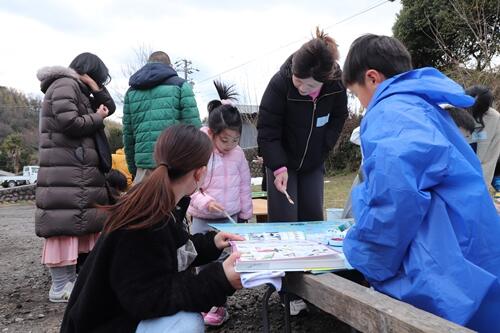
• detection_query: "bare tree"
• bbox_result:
[122,44,154,79]
[115,46,200,104]
[113,44,154,105]
[425,0,499,71]
[425,0,500,99]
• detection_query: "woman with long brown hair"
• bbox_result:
[60,124,243,333]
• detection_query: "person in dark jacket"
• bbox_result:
[36,52,115,303]
[60,125,243,333]
[257,28,348,224]
[123,51,201,184]
[257,28,348,316]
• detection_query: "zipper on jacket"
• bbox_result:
[297,100,317,170]
[288,91,338,171]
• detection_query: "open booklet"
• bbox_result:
[230,239,345,272]
[209,220,353,247]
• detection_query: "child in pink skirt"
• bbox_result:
[36,52,115,302]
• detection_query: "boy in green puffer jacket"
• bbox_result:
[123,51,201,183]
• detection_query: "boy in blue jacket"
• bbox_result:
[342,34,500,332]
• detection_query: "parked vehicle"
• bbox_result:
[0,166,39,188]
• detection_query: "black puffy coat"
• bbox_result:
[257,56,348,172]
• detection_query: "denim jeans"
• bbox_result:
[136,311,204,333]
[190,216,237,234]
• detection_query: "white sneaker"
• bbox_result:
[288,299,308,316]
[49,281,74,303]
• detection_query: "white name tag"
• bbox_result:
[316,114,330,127]
[471,130,487,142]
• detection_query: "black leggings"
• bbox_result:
[266,166,324,222]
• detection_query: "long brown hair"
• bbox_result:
[102,125,212,233]
[292,27,341,82]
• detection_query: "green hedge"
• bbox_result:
[325,114,362,175]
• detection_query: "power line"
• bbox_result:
[196,0,393,84]
[324,0,390,29]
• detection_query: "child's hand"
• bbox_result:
[274,171,288,193]
[214,231,245,250]
[223,252,242,289]
[207,201,225,213]
[252,156,264,165]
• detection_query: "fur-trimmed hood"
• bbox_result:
[37,66,80,93]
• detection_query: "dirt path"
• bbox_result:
[0,203,61,332]
[0,203,350,332]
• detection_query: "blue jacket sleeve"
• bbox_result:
[344,120,451,283]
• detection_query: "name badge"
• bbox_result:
[316,114,330,127]
[471,130,487,142]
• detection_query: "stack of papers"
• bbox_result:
[231,239,345,272]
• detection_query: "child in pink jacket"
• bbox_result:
[189,81,252,327]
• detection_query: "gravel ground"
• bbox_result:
[0,203,351,333]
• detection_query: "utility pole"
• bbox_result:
[174,59,199,85]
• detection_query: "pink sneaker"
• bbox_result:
[203,306,229,326]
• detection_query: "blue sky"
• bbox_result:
[0,0,402,120]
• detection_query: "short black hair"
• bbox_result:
[444,106,476,135]
[343,34,412,86]
[69,52,111,86]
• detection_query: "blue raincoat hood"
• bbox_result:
[344,67,500,332]
[367,67,475,111]
[129,62,178,90]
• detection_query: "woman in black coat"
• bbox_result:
[257,28,348,224]
[257,28,348,316]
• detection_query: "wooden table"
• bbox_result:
[283,272,474,333]
[214,218,473,332]
[252,198,268,222]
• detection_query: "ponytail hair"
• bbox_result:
[292,27,341,82]
[207,80,242,135]
[102,125,212,233]
[465,85,494,130]
[443,105,476,135]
